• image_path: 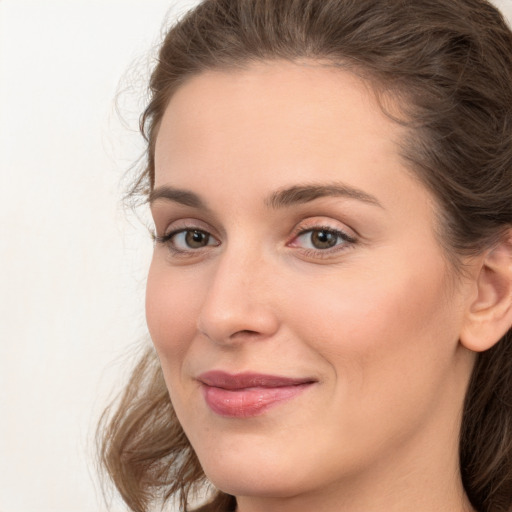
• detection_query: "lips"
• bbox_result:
[198,371,316,418]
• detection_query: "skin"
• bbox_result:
[146,61,478,512]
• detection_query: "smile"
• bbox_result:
[198,371,317,418]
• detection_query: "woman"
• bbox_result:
[98,1,512,511]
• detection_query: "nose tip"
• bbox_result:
[196,258,280,345]
[197,307,279,345]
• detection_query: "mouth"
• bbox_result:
[198,371,317,418]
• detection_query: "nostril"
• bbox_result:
[197,290,280,344]
[231,329,261,338]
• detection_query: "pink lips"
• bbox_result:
[198,371,316,418]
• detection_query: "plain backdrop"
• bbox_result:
[0,1,200,511]
[0,1,511,512]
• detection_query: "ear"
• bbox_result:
[460,231,512,352]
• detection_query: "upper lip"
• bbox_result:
[198,370,317,390]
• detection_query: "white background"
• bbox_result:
[0,1,511,512]
[0,1,200,511]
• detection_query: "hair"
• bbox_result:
[98,1,512,511]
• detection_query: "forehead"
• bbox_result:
[153,60,420,212]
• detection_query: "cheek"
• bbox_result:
[286,252,460,399]
[145,258,201,363]
[279,255,464,460]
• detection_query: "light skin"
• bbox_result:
[146,61,512,512]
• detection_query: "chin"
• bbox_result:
[197,446,311,498]
[207,469,304,499]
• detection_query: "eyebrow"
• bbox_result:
[149,186,208,209]
[265,183,383,209]
[149,182,383,210]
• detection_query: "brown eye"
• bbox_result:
[157,228,219,252]
[185,230,211,248]
[310,229,339,249]
[290,226,356,253]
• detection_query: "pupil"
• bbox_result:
[312,230,337,249]
[186,230,208,248]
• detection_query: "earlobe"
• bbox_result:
[460,231,512,353]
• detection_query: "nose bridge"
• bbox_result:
[197,241,279,344]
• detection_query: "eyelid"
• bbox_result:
[154,217,217,239]
[286,218,358,260]
[290,217,357,241]
[288,227,355,249]
[153,218,221,255]
[293,226,355,242]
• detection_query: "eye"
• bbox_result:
[156,228,219,252]
[175,229,214,250]
[290,227,356,251]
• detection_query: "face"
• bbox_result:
[147,61,475,505]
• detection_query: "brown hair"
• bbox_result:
[98,1,512,511]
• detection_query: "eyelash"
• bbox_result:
[289,225,357,258]
[154,223,357,259]
[154,228,219,257]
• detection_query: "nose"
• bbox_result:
[197,248,280,345]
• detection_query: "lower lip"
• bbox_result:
[202,383,313,418]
